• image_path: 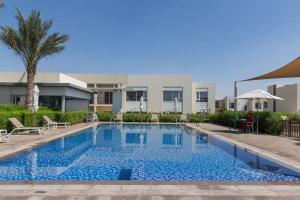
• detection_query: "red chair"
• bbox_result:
[240,112,255,132]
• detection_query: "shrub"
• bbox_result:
[159,114,180,123]
[187,113,210,123]
[0,104,26,111]
[96,112,114,121]
[0,111,23,131]
[22,111,57,127]
[57,111,87,125]
[123,113,151,122]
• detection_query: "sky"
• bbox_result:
[1,0,300,98]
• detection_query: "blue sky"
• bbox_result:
[1,0,300,98]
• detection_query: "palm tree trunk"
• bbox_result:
[26,71,35,110]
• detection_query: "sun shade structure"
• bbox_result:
[235,89,284,100]
[242,56,300,81]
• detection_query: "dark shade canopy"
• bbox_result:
[242,56,300,81]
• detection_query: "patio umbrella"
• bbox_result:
[174,97,178,112]
[235,89,284,133]
[32,85,39,113]
[139,96,144,113]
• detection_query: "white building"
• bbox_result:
[0,72,215,113]
[267,84,300,114]
[216,96,267,112]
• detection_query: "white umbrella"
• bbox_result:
[174,97,178,112]
[236,89,284,133]
[32,85,39,112]
[139,96,144,113]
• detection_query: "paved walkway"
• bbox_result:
[188,123,300,172]
[0,183,300,199]
[0,123,95,159]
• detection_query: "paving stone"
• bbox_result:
[42,196,70,200]
[111,196,137,200]
[1,197,30,200]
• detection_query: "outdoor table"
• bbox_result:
[229,118,246,133]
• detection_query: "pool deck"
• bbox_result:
[1,122,300,199]
[188,123,300,172]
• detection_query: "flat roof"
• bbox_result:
[0,82,93,93]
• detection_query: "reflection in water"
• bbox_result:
[0,124,299,181]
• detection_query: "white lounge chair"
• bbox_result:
[176,114,189,123]
[1,118,42,143]
[147,114,159,123]
[86,113,99,123]
[0,129,8,142]
[112,113,123,123]
[43,116,70,129]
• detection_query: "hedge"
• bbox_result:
[123,113,151,122]
[209,110,300,135]
[96,112,114,122]
[158,114,180,123]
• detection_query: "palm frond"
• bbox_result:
[0,8,69,73]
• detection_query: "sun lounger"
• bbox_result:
[112,113,123,123]
[147,114,159,123]
[86,112,99,123]
[43,116,69,129]
[1,118,43,142]
[176,114,189,123]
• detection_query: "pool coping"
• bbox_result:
[0,122,300,184]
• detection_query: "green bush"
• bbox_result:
[123,113,151,122]
[57,111,88,125]
[208,110,300,135]
[187,113,210,123]
[0,104,26,111]
[159,114,180,123]
[22,111,57,127]
[96,112,114,121]
[0,111,23,131]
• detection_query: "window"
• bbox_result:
[196,89,208,102]
[244,105,248,111]
[263,102,268,109]
[255,103,262,109]
[11,95,25,105]
[97,91,113,104]
[163,91,182,101]
[229,103,235,109]
[126,91,147,101]
[104,92,113,104]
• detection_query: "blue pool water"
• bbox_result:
[0,124,300,182]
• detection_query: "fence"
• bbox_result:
[281,120,300,138]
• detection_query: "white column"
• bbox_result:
[93,93,97,112]
[61,96,66,112]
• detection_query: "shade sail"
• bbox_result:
[236,89,284,100]
[242,56,300,81]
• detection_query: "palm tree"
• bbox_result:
[0,9,69,109]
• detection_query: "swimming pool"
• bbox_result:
[0,124,299,181]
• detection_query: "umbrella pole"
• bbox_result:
[256,99,259,133]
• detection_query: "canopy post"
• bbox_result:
[273,84,277,112]
[234,81,238,111]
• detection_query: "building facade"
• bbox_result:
[216,96,267,112]
[67,73,215,114]
[0,72,215,113]
[0,72,92,111]
[267,84,300,114]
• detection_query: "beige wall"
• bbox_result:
[192,83,215,113]
[127,75,193,113]
[267,84,299,113]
